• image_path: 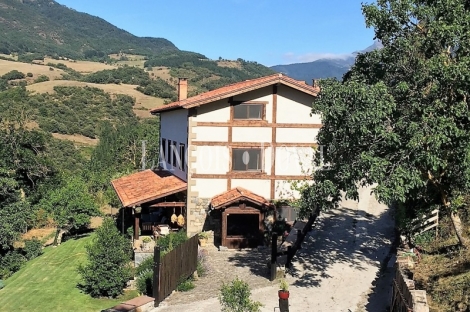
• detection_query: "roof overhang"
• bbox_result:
[111,169,187,208]
[211,187,274,210]
[150,73,319,114]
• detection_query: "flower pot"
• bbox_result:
[278,290,289,300]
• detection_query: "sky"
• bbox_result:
[55,0,376,67]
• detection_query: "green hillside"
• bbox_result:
[0,235,138,312]
[0,0,177,59]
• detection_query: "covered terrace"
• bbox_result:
[111,169,187,240]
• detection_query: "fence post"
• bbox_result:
[270,233,278,281]
[279,298,289,312]
[153,246,161,307]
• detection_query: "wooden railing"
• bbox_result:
[153,235,199,306]
[412,209,439,237]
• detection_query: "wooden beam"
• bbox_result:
[192,173,312,180]
[148,201,186,207]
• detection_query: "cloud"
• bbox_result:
[282,52,354,63]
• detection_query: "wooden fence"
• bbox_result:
[412,209,439,237]
[153,235,199,307]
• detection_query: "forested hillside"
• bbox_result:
[0,0,177,59]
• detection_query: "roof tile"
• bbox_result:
[211,187,272,209]
[111,170,187,207]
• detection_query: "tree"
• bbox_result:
[0,168,30,250]
[40,176,99,245]
[303,0,470,247]
[218,277,263,312]
[78,218,132,298]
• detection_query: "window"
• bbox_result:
[179,143,185,171]
[171,141,177,167]
[161,138,167,163]
[233,104,263,120]
[232,148,262,171]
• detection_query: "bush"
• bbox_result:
[135,256,153,295]
[26,72,33,78]
[156,230,187,253]
[78,218,133,298]
[218,277,263,312]
[1,70,25,81]
[197,249,209,277]
[34,75,49,83]
[23,238,43,260]
[176,277,194,292]
[0,250,27,279]
[136,270,153,295]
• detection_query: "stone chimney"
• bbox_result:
[177,78,188,101]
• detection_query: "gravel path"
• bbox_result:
[152,185,396,312]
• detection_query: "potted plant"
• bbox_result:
[278,278,289,300]
[142,236,151,250]
[198,232,209,247]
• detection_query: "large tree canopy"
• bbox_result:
[303,0,470,247]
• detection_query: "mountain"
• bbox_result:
[270,41,383,82]
[0,0,177,58]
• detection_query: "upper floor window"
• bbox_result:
[233,104,263,120]
[161,138,167,163]
[232,148,262,171]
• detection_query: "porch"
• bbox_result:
[111,169,188,241]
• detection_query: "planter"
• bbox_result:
[278,290,289,300]
[199,238,207,247]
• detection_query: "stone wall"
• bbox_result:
[187,196,210,237]
[134,251,153,267]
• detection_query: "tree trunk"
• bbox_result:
[53,227,66,246]
[449,211,469,248]
[442,192,469,248]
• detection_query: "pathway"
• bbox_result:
[152,185,396,312]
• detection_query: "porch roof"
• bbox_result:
[211,187,273,209]
[111,169,187,208]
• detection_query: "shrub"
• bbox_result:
[135,256,153,295]
[156,230,187,253]
[197,249,209,277]
[78,218,132,298]
[136,270,153,295]
[23,238,43,260]
[1,70,25,81]
[218,277,263,312]
[34,75,49,83]
[0,250,27,279]
[176,277,194,292]
[26,72,33,78]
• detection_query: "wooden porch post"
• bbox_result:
[222,209,227,247]
[134,210,140,240]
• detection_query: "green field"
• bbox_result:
[0,235,138,312]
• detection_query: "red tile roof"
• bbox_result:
[111,170,187,207]
[150,73,319,114]
[211,187,273,209]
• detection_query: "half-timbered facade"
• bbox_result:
[112,74,320,248]
[147,74,320,248]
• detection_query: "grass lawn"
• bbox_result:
[0,234,138,312]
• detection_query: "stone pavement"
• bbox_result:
[161,245,275,306]
[152,185,396,312]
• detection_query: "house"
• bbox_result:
[112,73,321,249]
